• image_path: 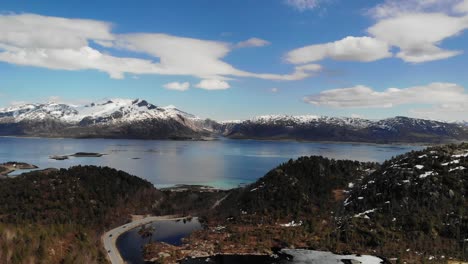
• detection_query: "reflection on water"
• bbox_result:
[116,218,202,264]
[0,137,424,189]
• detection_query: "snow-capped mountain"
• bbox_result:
[221,115,468,143]
[0,99,199,125]
[1,101,467,143]
[0,99,218,139]
[245,114,372,128]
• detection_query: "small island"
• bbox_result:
[0,162,38,176]
[49,152,104,160]
[71,152,104,157]
[49,155,69,160]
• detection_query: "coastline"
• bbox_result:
[0,162,39,177]
[101,215,189,264]
[223,136,445,147]
[0,134,460,146]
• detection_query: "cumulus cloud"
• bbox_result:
[304,81,468,121]
[368,13,468,63]
[454,0,468,13]
[115,33,238,79]
[409,102,468,121]
[236,38,270,48]
[368,0,461,18]
[284,1,468,64]
[285,36,392,64]
[285,0,324,11]
[0,13,318,84]
[163,81,190,91]
[304,82,468,110]
[195,79,230,90]
[0,13,114,49]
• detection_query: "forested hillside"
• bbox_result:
[215,156,378,221]
[340,143,468,262]
[0,166,163,264]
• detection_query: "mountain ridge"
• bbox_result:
[1,99,467,143]
[0,99,218,139]
[221,115,468,143]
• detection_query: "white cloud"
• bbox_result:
[163,81,190,91]
[454,0,468,13]
[368,0,461,18]
[368,12,468,63]
[195,79,230,90]
[236,38,270,48]
[285,0,324,11]
[285,36,392,64]
[285,1,468,64]
[305,82,468,122]
[409,102,468,121]
[243,63,322,81]
[0,13,114,49]
[115,33,237,79]
[271,88,279,93]
[304,82,468,109]
[0,45,158,79]
[0,13,318,83]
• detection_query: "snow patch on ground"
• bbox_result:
[419,171,438,179]
[449,166,466,172]
[280,249,384,264]
[354,209,377,219]
[280,220,302,227]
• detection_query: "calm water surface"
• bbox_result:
[0,137,424,189]
[116,218,202,264]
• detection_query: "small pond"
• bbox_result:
[116,218,202,264]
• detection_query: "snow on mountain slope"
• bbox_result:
[0,99,203,126]
[221,114,468,143]
[224,115,465,131]
[227,114,373,129]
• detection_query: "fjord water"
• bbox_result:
[0,137,423,189]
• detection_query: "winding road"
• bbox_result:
[102,215,184,264]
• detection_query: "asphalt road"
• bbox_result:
[102,215,183,264]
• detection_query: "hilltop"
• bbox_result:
[341,143,468,262]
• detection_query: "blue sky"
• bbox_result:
[1,0,468,121]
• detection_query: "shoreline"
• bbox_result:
[0,134,459,146]
[224,136,445,147]
[101,215,189,264]
[0,162,39,177]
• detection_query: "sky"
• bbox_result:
[0,0,468,121]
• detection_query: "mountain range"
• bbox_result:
[0,99,218,140]
[0,99,467,143]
